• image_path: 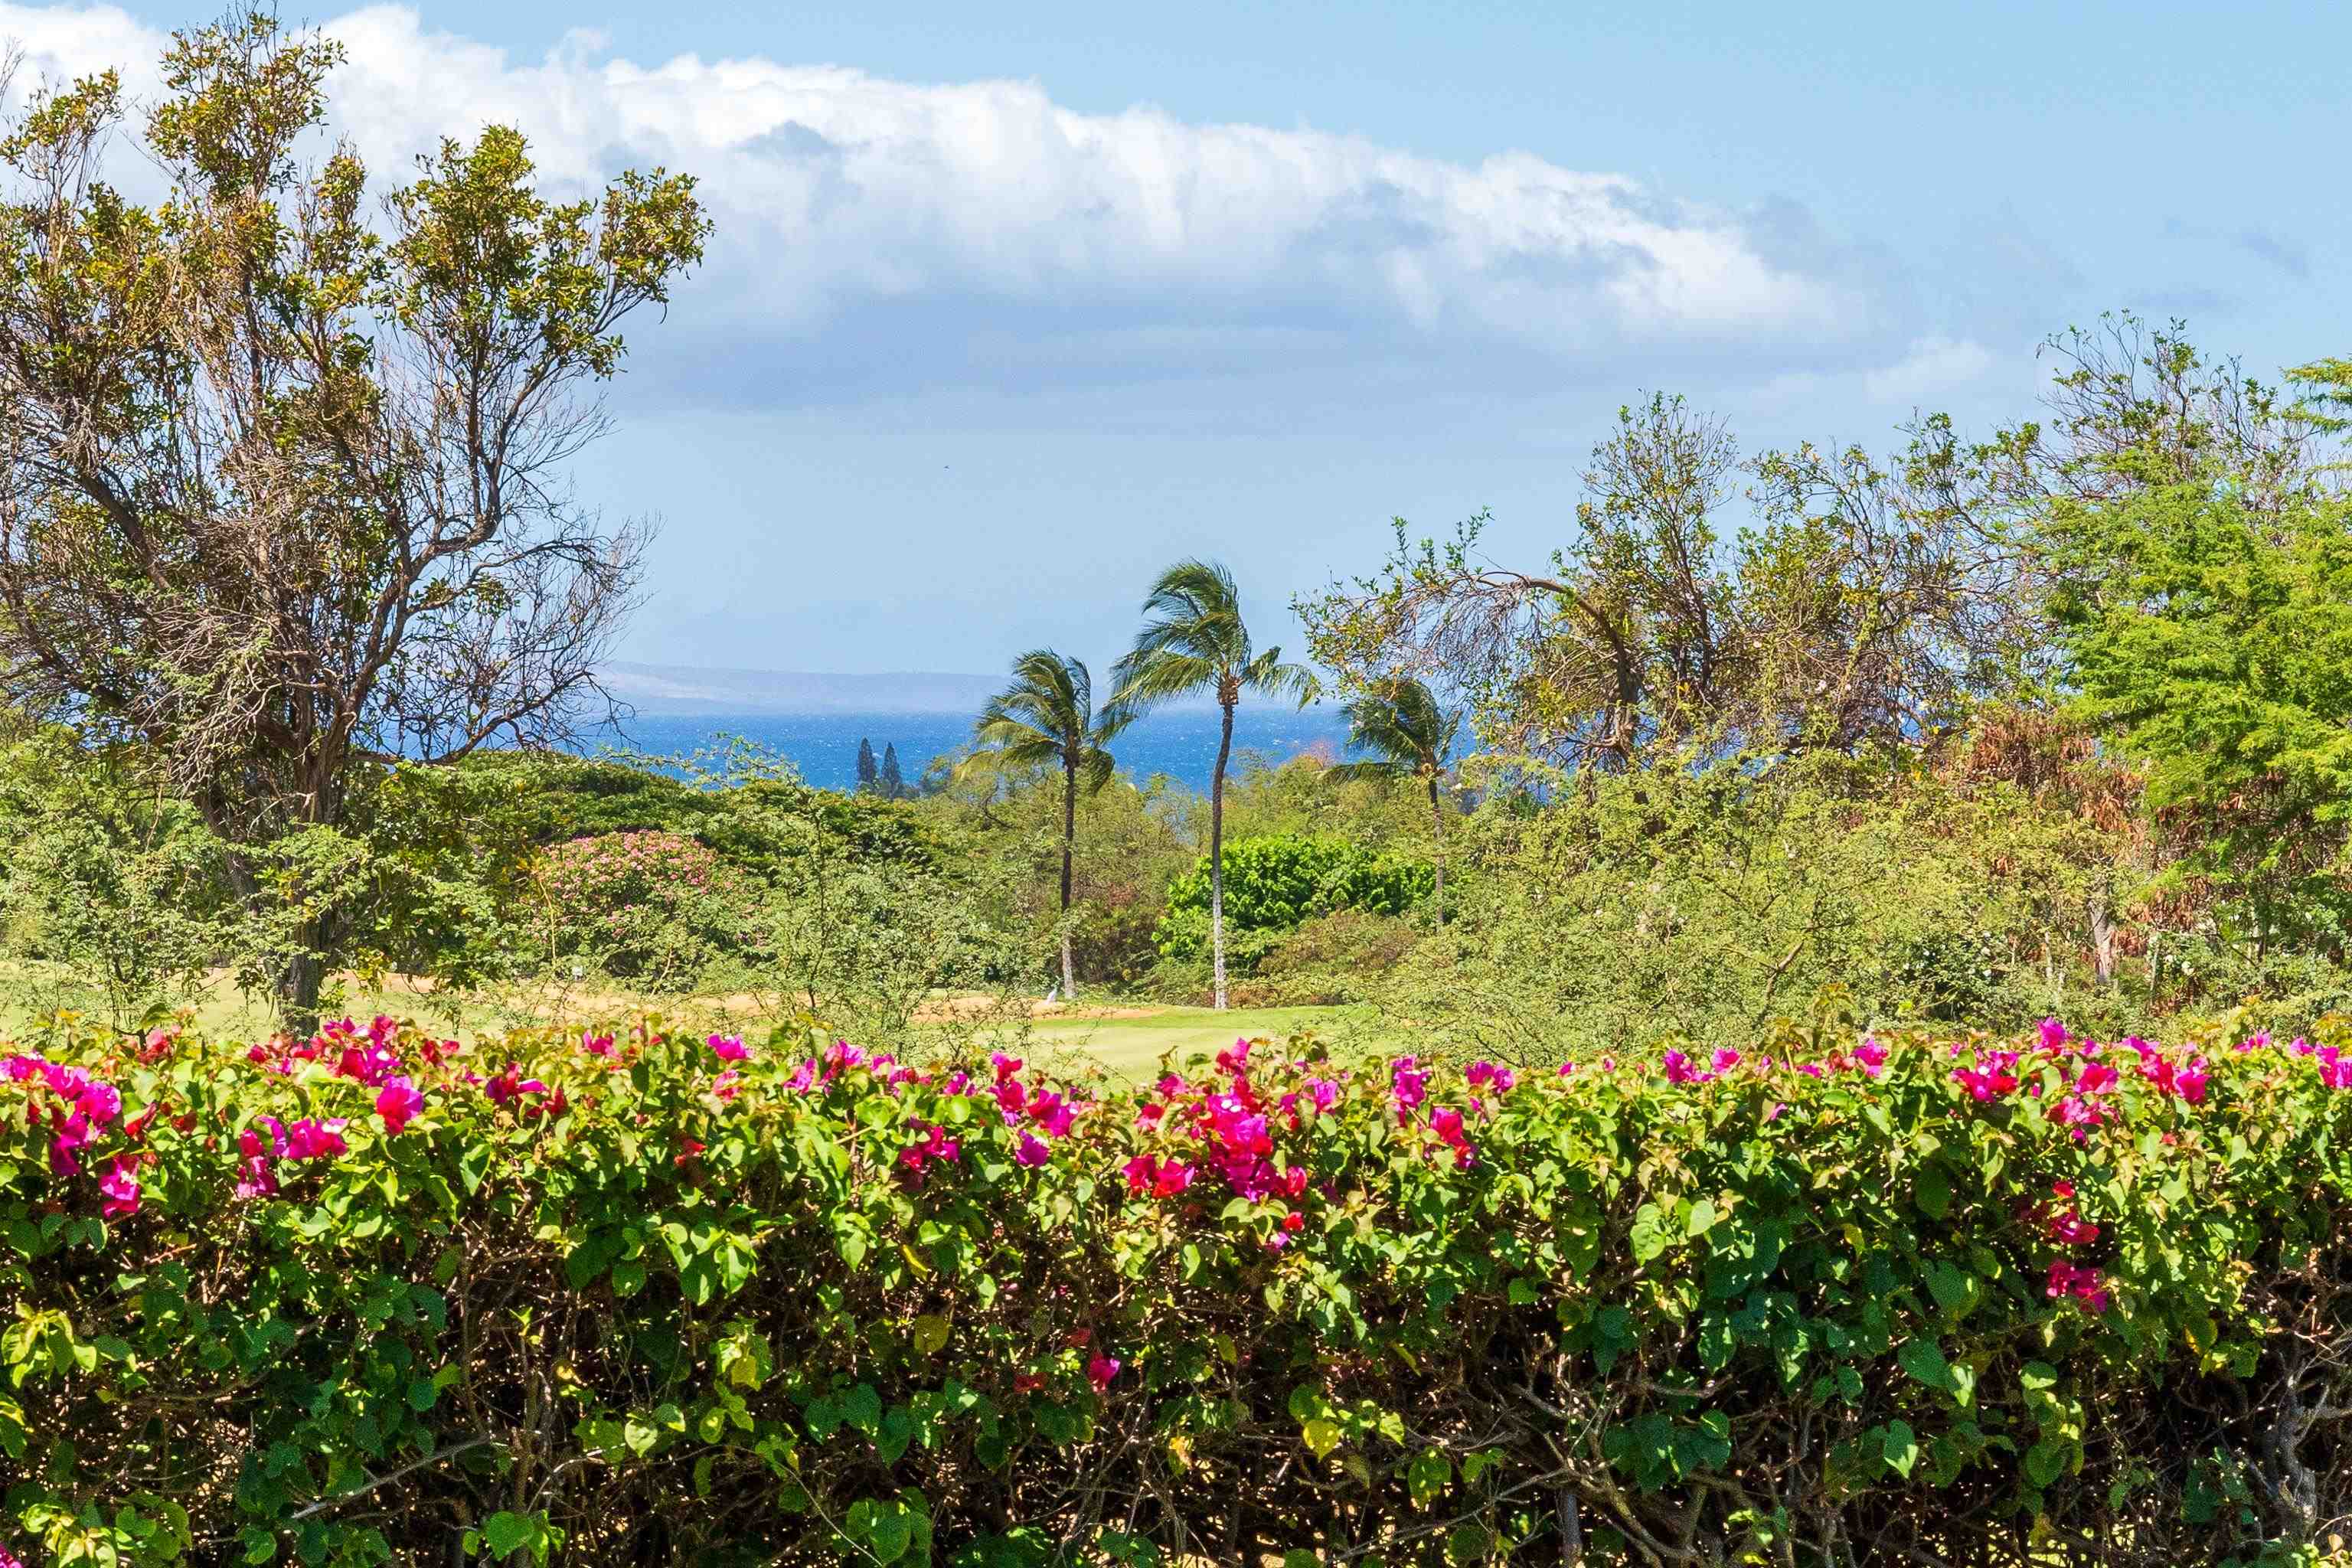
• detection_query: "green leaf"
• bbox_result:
[1914,1166,1951,1219]
[481,1511,541,1560]
[1406,1448,1452,1509]
[1898,1338,1953,1396]
[1882,1420,1919,1478]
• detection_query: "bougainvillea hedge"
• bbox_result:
[6,1009,2352,1567]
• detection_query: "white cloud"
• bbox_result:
[0,2,1890,364]
[1860,335,1996,405]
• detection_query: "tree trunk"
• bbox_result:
[1427,772,1447,927]
[1211,700,1234,1010]
[1060,756,1079,1000]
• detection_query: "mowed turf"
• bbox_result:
[998,1004,1394,1080]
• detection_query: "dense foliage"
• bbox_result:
[8,1008,2352,1566]
[1155,835,1435,969]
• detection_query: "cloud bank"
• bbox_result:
[0,3,1973,401]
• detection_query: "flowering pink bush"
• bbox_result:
[5,1010,2352,1565]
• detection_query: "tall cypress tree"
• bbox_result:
[880,743,905,799]
[855,738,878,792]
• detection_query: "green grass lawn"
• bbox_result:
[988,1003,1397,1080]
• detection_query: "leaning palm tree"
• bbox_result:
[1113,560,1317,1009]
[1322,678,1462,924]
[966,650,1133,999]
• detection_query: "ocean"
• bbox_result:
[593,707,1357,795]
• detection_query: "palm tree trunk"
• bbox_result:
[1427,773,1446,927]
[1211,699,1234,1009]
[1060,757,1079,999]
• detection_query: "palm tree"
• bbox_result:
[967,650,1133,999]
[1322,678,1462,924]
[1114,560,1317,1008]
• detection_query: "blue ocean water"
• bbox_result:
[594,707,1357,795]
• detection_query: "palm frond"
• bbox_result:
[1241,645,1320,708]
[973,648,1109,769]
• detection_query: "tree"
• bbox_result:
[2038,421,2352,959]
[1114,560,1316,1008]
[880,744,905,800]
[0,15,707,1021]
[1299,393,2041,768]
[856,739,879,793]
[965,649,1134,997]
[1321,678,1461,923]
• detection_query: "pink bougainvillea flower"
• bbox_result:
[99,1155,142,1218]
[376,1077,425,1135]
[994,1078,1028,1123]
[1014,1132,1051,1167]
[78,1080,123,1125]
[786,1060,818,1093]
[283,1118,348,1161]
[1027,1089,1078,1138]
[990,1052,1024,1081]
[902,1122,960,1173]
[712,1070,743,1102]
[483,1065,547,1106]
[1427,1105,1475,1168]
[1661,1050,1713,1086]
[1389,1056,1429,1118]
[1086,1354,1120,1392]
[2045,1259,2109,1313]
[2038,1018,2069,1054]
[1153,1159,1194,1198]
[47,1108,93,1175]
[234,1129,279,1200]
[580,1032,615,1057]
[1466,1061,1517,1096]
[1710,1048,1742,1074]
[2075,1063,2120,1096]
[707,1034,750,1063]
[1765,1102,1786,1122]
[1853,1038,1888,1078]
[1216,1038,1253,1075]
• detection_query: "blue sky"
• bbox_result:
[13,2,2345,676]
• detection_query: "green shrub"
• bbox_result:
[528,829,756,989]
[1231,909,1420,1006]
[1156,833,1433,965]
[6,1008,2352,1565]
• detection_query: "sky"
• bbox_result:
[5,2,2344,678]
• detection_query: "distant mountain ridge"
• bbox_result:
[599,662,1229,717]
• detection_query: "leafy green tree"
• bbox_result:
[880,744,906,800]
[965,650,1134,997]
[1322,678,1462,922]
[0,15,707,1022]
[856,739,879,792]
[2041,469,2352,957]
[1114,560,1316,1008]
